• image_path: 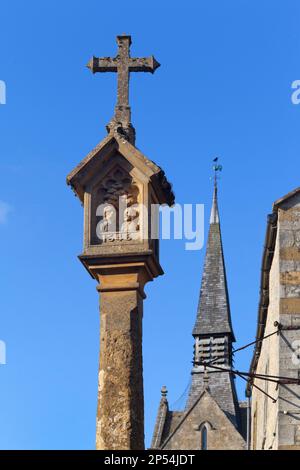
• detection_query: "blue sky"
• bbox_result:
[0,0,299,449]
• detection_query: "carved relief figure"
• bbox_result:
[95,167,140,243]
[121,187,140,240]
[96,204,117,242]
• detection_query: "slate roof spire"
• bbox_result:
[192,176,235,340]
[185,174,241,427]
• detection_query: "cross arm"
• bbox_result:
[128,56,160,73]
[87,56,118,74]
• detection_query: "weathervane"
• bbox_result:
[212,157,223,187]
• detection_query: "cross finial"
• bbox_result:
[87,35,160,144]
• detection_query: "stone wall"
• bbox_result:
[251,193,300,450]
[277,198,300,450]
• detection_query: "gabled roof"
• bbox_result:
[152,388,245,449]
[273,186,300,210]
[151,388,170,449]
[66,132,175,206]
[186,367,241,427]
[193,184,235,339]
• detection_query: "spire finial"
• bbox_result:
[161,385,168,398]
[210,158,222,224]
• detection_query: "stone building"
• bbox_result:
[151,182,246,450]
[247,187,300,450]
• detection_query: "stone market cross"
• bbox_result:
[67,35,174,450]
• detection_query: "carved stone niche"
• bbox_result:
[87,155,146,254]
[91,167,140,245]
[67,133,174,275]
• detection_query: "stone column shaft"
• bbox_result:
[95,265,149,450]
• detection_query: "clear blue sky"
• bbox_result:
[0,0,299,449]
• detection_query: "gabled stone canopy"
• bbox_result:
[66,131,174,207]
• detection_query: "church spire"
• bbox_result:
[151,165,246,446]
[192,169,235,341]
[186,168,241,427]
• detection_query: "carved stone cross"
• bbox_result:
[87,35,160,141]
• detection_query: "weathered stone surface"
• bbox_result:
[96,287,144,449]
[91,259,159,449]
[279,445,300,450]
[280,247,300,261]
[280,271,300,285]
[280,298,300,314]
[278,208,300,222]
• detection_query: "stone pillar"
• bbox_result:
[94,263,151,450]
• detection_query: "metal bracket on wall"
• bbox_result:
[274,321,300,331]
